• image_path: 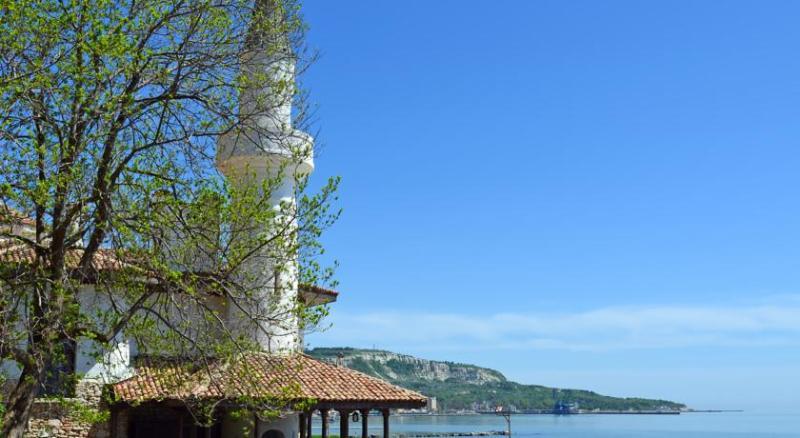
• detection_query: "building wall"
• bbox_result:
[255,414,298,438]
[75,287,134,383]
[219,409,299,438]
[2,285,135,385]
[23,405,302,438]
[221,411,254,438]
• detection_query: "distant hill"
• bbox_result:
[307,347,686,413]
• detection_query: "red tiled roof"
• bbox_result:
[298,284,339,305]
[300,284,339,298]
[111,353,427,408]
[0,240,340,303]
[0,206,35,226]
[0,207,132,273]
[0,238,130,272]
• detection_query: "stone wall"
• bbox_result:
[23,381,111,438]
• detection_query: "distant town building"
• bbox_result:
[427,397,439,413]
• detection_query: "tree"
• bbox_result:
[0,1,339,436]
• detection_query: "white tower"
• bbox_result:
[215,0,313,353]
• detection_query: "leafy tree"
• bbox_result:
[0,0,338,436]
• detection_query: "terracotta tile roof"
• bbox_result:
[0,238,131,273]
[0,211,342,298]
[0,240,340,304]
[111,353,427,408]
[0,207,129,273]
[0,206,35,226]
[298,284,339,305]
[299,284,338,298]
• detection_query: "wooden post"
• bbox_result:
[307,410,313,438]
[321,409,329,438]
[381,409,390,438]
[177,414,184,438]
[360,409,370,438]
[339,410,350,438]
[109,407,117,438]
[300,413,307,438]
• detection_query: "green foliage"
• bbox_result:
[347,357,382,377]
[399,380,684,412]
[0,0,338,435]
[385,359,417,375]
[60,399,110,425]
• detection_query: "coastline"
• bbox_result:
[395,409,742,417]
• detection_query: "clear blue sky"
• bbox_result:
[302,0,800,410]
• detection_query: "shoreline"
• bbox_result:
[395,409,743,417]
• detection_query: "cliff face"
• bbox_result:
[310,348,504,385]
[307,347,687,413]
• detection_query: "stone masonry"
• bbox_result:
[23,381,110,438]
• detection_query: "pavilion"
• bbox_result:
[109,352,427,438]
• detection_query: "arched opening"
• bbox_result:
[262,429,285,438]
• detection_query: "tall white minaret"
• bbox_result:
[215,0,313,353]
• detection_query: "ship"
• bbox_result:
[553,400,579,415]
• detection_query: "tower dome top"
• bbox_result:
[215,0,313,179]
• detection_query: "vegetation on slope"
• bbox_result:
[307,347,685,412]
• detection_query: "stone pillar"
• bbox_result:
[321,409,329,438]
[339,410,351,438]
[360,409,370,438]
[381,409,390,438]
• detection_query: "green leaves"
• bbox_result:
[1,0,338,434]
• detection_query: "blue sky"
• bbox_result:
[302,1,800,410]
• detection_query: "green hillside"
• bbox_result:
[307,347,686,412]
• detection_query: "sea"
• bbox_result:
[315,412,800,438]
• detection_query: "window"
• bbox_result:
[39,340,76,397]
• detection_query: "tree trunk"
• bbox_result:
[1,365,43,438]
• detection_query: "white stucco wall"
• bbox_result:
[256,413,299,438]
[75,286,134,383]
[0,285,134,389]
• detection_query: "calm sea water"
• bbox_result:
[315,412,800,438]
